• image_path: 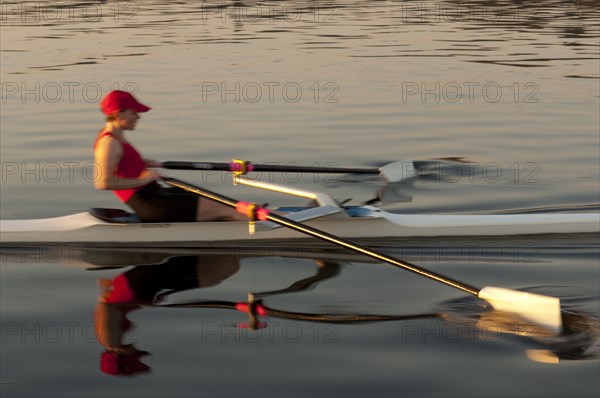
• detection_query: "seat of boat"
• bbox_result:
[89,208,141,224]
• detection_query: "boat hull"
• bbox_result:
[1,211,599,248]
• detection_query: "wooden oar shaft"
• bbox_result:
[265,214,480,296]
[163,177,480,296]
[162,161,380,174]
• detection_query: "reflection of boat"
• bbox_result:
[5,232,595,269]
[2,178,599,247]
[88,251,598,370]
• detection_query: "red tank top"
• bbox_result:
[94,131,148,203]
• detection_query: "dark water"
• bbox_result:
[1,0,599,397]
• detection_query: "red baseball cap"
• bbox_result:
[100,90,151,115]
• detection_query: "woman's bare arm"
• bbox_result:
[94,136,158,190]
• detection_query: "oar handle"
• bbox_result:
[163,177,480,296]
[162,161,380,174]
[162,161,232,171]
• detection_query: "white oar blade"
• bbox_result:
[379,160,418,183]
[478,286,562,334]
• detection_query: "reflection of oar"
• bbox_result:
[163,177,563,334]
[250,260,341,300]
[162,159,416,182]
[155,260,341,302]
[163,300,441,324]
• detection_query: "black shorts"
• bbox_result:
[126,182,198,222]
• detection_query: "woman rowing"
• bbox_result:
[94,90,246,222]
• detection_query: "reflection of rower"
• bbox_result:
[94,255,240,376]
[93,253,598,375]
[95,299,149,377]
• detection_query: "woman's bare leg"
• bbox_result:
[195,198,248,222]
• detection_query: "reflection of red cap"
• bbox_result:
[100,351,151,376]
[100,90,151,115]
